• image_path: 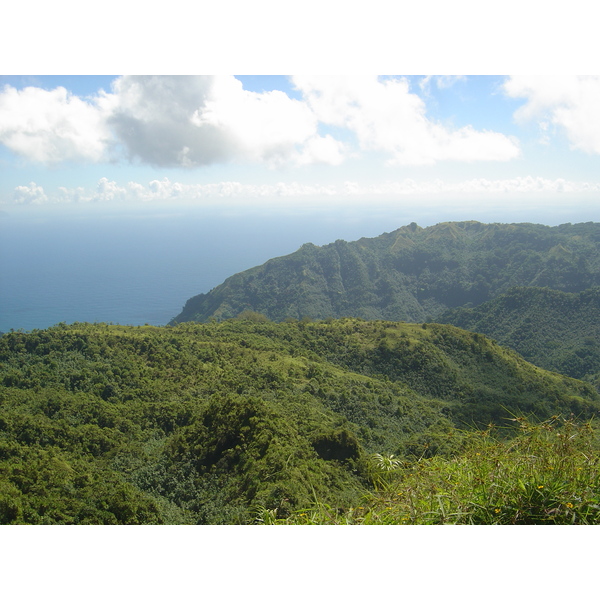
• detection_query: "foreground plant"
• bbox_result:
[270,416,600,525]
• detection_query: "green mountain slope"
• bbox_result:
[171,221,600,324]
[1,318,598,524]
[438,286,600,386]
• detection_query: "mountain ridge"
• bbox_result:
[439,286,600,386]
[171,220,600,324]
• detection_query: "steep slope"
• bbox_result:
[171,221,600,324]
[1,318,598,524]
[438,286,600,386]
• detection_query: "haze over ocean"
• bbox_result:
[2,199,594,333]
[0,203,428,332]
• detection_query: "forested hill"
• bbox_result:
[1,318,598,524]
[439,286,600,387]
[171,221,600,325]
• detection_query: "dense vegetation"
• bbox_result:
[439,286,600,388]
[171,221,600,324]
[1,317,598,524]
[270,415,600,525]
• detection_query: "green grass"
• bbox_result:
[267,415,600,525]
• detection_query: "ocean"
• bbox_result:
[0,202,423,332]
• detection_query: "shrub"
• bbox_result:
[275,416,600,525]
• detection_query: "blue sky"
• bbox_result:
[2,0,600,226]
[1,73,599,225]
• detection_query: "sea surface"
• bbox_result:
[0,203,424,332]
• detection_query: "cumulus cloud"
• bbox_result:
[0,76,343,167]
[108,76,238,167]
[503,75,600,154]
[186,75,340,167]
[0,75,523,169]
[111,75,347,168]
[13,182,48,204]
[9,176,598,207]
[316,176,600,196]
[0,76,347,169]
[295,134,345,166]
[292,75,520,165]
[0,85,111,164]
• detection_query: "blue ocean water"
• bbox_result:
[0,203,422,332]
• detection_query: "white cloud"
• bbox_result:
[190,76,334,166]
[13,182,48,204]
[56,186,87,204]
[108,76,233,167]
[108,75,342,168]
[292,75,520,165]
[92,177,134,203]
[316,176,600,196]
[7,175,599,207]
[0,76,348,169]
[0,75,523,169]
[503,75,600,154]
[295,134,345,166]
[0,85,111,164]
[10,75,600,170]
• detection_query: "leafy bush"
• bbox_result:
[275,416,600,525]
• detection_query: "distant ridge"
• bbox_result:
[439,286,600,386]
[171,220,600,324]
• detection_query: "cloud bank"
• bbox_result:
[10,176,600,206]
[292,76,520,165]
[0,75,522,168]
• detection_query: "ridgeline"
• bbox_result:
[439,286,600,387]
[171,221,600,325]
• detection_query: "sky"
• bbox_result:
[2,1,599,227]
[1,72,600,225]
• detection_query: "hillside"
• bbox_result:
[171,221,600,324]
[1,318,598,524]
[438,286,600,386]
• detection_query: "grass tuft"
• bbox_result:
[269,416,600,525]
